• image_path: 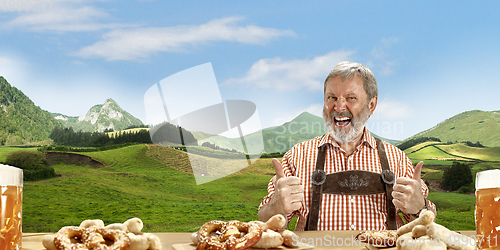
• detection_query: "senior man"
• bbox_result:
[258,61,436,231]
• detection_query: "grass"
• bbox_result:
[404,141,442,154]
[421,167,443,180]
[407,145,472,162]
[436,144,500,162]
[427,191,476,230]
[21,144,273,233]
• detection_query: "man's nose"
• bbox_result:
[334,97,347,112]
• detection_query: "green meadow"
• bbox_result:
[2,141,499,233]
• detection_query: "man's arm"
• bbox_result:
[392,161,437,219]
[258,158,304,223]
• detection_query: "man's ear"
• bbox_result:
[369,96,377,115]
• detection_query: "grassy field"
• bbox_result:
[407,145,474,162]
[436,144,500,162]
[20,144,275,233]
[2,141,495,233]
[404,141,442,154]
[428,191,476,230]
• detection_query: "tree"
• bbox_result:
[441,161,473,191]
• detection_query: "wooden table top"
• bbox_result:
[22,231,477,250]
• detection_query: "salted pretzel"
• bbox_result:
[196,220,262,250]
[355,230,398,247]
[53,226,88,250]
[53,226,130,250]
[84,226,130,250]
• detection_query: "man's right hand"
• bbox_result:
[272,158,304,215]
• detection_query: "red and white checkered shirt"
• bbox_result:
[259,128,435,231]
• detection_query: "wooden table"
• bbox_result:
[21,231,477,250]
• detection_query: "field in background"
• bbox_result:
[2,141,499,232]
[105,128,149,137]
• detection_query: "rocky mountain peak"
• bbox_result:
[54,98,143,132]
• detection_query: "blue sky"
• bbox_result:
[1,0,499,141]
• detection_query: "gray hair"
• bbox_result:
[324,61,378,101]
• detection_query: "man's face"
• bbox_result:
[323,75,377,144]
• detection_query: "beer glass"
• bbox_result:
[0,164,23,250]
[476,169,500,250]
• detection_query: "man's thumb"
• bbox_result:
[272,158,286,180]
[413,161,424,181]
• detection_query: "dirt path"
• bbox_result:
[427,180,474,195]
[45,152,106,168]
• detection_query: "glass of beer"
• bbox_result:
[0,164,23,250]
[476,169,500,250]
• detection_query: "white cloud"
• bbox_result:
[224,50,355,91]
[3,1,132,32]
[372,99,411,120]
[74,17,296,61]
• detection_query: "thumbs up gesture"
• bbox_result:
[272,158,304,215]
[392,161,426,214]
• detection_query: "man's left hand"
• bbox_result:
[392,161,425,214]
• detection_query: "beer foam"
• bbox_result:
[476,169,500,190]
[0,164,23,186]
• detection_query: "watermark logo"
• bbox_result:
[144,63,264,185]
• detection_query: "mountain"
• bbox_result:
[52,98,144,132]
[403,110,500,147]
[194,111,401,154]
[0,76,63,145]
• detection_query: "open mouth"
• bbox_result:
[334,116,351,127]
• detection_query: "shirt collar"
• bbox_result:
[319,127,377,149]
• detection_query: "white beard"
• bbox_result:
[323,106,371,145]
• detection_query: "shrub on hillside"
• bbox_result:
[458,184,475,194]
[4,150,56,181]
[441,161,473,191]
[397,137,441,151]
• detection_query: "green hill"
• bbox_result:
[406,144,471,162]
[0,76,63,145]
[404,141,500,165]
[435,143,500,162]
[406,110,500,147]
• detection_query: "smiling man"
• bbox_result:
[258,61,436,231]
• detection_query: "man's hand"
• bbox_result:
[392,161,426,214]
[258,158,304,222]
[272,158,304,215]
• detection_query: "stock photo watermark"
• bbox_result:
[144,63,264,185]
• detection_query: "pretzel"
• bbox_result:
[195,220,262,250]
[53,226,88,250]
[225,221,262,250]
[356,230,398,247]
[84,226,130,250]
[52,226,131,250]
